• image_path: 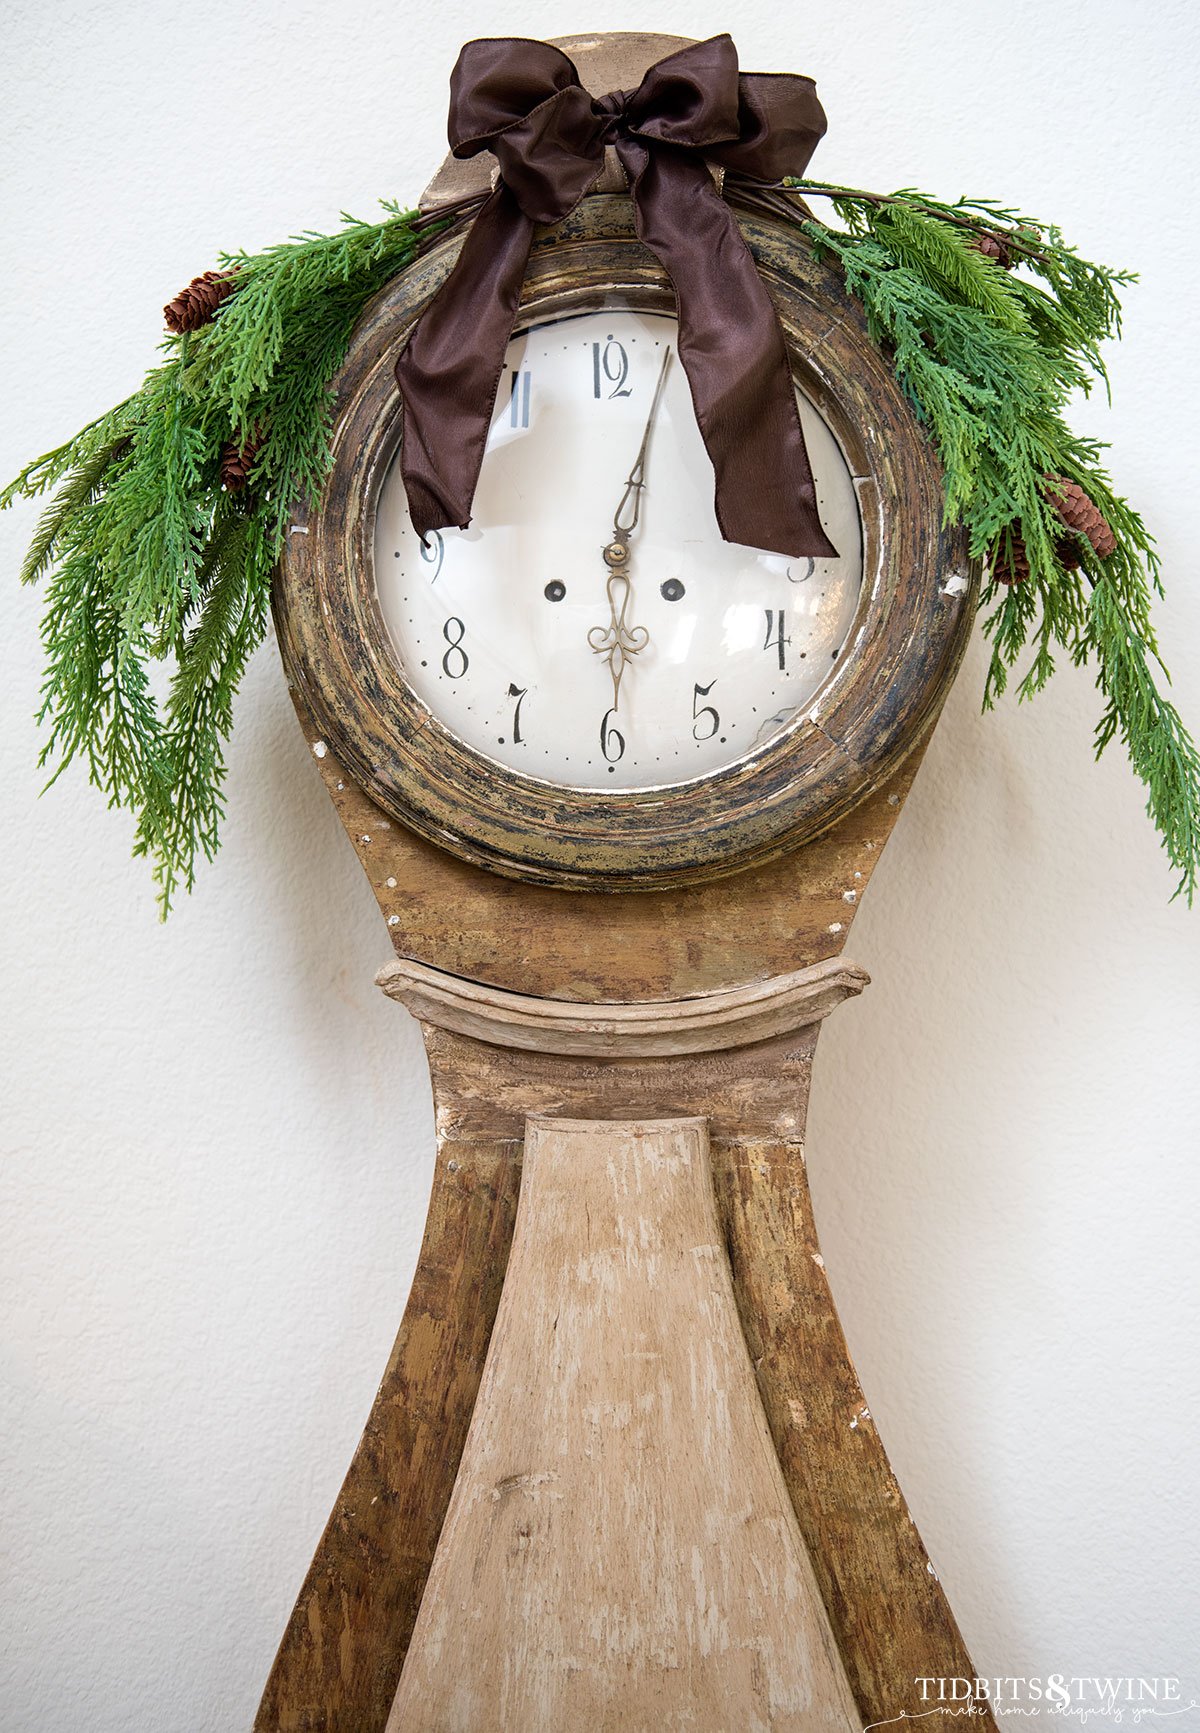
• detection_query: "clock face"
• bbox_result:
[374,308,863,790]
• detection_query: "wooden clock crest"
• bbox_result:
[257,32,993,1733]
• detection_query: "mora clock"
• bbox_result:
[260,32,990,1733]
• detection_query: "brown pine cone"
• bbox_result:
[971,229,1013,269]
[219,434,261,493]
[1044,475,1117,558]
[993,537,1030,585]
[994,530,1095,584]
[164,270,236,334]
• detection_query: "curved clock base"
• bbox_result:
[255,963,993,1733]
[388,1114,861,1732]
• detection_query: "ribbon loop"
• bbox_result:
[395,34,837,560]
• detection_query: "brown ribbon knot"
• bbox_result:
[395,34,837,560]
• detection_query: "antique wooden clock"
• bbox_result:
[257,32,992,1733]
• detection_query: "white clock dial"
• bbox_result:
[375,308,863,789]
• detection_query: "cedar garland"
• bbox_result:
[1,198,468,911]
[4,182,1196,908]
[787,177,1198,901]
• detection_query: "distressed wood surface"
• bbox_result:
[387,1116,861,1733]
[253,1137,521,1733]
[255,1009,995,1732]
[376,953,869,1055]
[293,707,924,1002]
[419,1029,994,1730]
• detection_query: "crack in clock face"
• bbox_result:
[375,308,863,790]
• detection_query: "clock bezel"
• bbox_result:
[275,195,974,891]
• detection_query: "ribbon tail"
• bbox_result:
[395,183,535,540]
[620,139,837,561]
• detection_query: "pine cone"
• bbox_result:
[1044,475,1117,558]
[219,434,261,493]
[993,538,1030,585]
[1055,535,1084,572]
[971,229,1013,270]
[993,530,1092,584]
[164,270,236,334]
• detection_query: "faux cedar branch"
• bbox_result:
[4,183,1196,909]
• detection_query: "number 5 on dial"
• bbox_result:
[692,680,719,742]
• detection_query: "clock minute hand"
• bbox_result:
[611,344,674,544]
[588,346,674,712]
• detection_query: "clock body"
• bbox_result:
[261,51,989,1733]
[276,193,973,892]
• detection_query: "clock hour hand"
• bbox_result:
[588,346,673,711]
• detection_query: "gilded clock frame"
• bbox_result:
[274,194,974,890]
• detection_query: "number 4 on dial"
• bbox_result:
[763,609,791,671]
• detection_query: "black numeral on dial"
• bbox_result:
[508,369,531,428]
[441,617,468,678]
[419,529,444,582]
[692,680,720,741]
[507,681,528,743]
[592,337,631,399]
[600,707,626,762]
[763,608,792,671]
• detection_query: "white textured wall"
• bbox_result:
[2,2,1198,1727]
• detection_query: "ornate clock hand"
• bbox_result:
[588,346,673,710]
[587,568,647,716]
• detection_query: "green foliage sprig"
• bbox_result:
[789,179,1199,901]
[2,198,461,912]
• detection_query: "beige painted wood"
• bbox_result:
[386,1116,862,1733]
[376,954,870,1057]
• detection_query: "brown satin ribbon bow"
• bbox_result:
[395,34,837,560]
